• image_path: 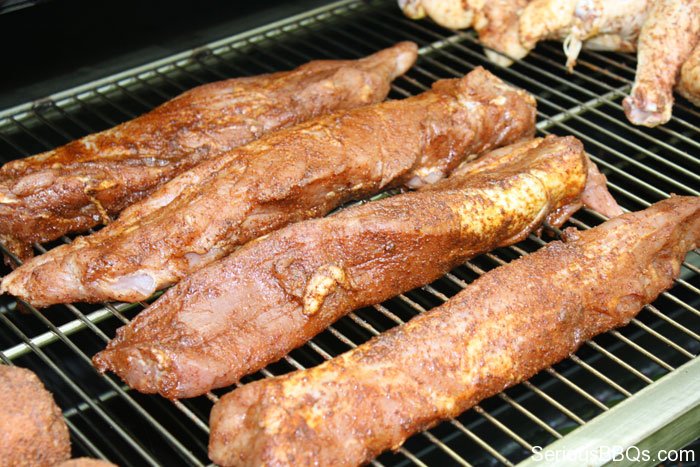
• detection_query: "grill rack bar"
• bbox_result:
[0,0,698,465]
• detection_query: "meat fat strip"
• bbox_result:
[1,67,537,307]
[57,459,117,467]
[209,196,700,467]
[0,43,418,261]
[622,0,700,127]
[93,136,620,398]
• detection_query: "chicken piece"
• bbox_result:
[519,0,645,60]
[623,0,700,127]
[399,0,480,29]
[0,68,536,307]
[398,0,530,66]
[677,41,700,106]
[93,136,621,399]
[209,196,700,467]
[401,0,662,75]
[474,0,530,66]
[423,0,478,29]
[0,365,71,466]
[580,33,638,52]
[398,0,426,18]
[0,43,418,262]
[563,0,650,70]
[519,0,578,51]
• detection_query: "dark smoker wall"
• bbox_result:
[0,0,333,108]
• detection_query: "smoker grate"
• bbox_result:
[1,0,699,466]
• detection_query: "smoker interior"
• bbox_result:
[1,1,699,466]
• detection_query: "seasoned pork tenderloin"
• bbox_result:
[94,136,620,398]
[0,43,418,260]
[2,67,536,307]
[209,196,700,466]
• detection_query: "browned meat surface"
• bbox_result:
[0,365,71,466]
[57,459,117,467]
[1,67,537,307]
[678,41,700,106]
[209,196,700,467]
[0,43,418,261]
[622,0,700,126]
[93,136,621,399]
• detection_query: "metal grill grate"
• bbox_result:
[1,1,699,466]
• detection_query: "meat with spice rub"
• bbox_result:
[209,196,699,466]
[2,67,536,307]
